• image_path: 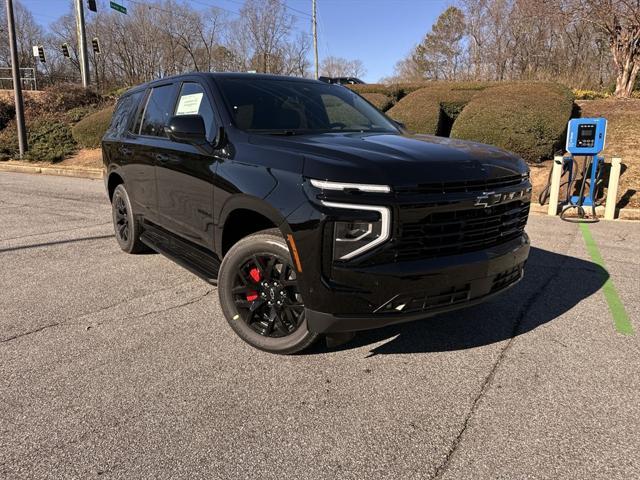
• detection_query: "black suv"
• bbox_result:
[103,73,531,354]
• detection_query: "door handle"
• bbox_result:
[119,147,133,156]
[155,153,170,164]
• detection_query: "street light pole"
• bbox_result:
[74,0,90,88]
[312,0,318,79]
[5,0,27,157]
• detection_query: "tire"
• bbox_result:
[218,229,319,354]
[111,184,148,254]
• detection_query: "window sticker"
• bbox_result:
[176,92,203,115]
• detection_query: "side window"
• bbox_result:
[108,90,143,137]
[140,84,177,137]
[174,82,216,140]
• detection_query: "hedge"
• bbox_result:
[26,117,77,162]
[0,115,78,162]
[72,105,114,148]
[0,120,18,160]
[348,83,431,102]
[386,82,490,135]
[39,83,102,114]
[0,99,15,131]
[450,82,574,163]
[360,92,393,112]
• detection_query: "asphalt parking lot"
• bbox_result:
[1,171,638,479]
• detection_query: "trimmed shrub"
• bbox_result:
[0,99,15,131]
[348,83,430,102]
[26,117,77,162]
[72,105,114,148]
[360,92,393,111]
[386,82,491,135]
[348,84,395,96]
[0,120,18,160]
[65,105,99,124]
[451,82,574,163]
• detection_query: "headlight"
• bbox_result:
[310,178,391,193]
[321,201,391,260]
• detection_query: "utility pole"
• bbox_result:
[312,0,318,79]
[74,0,90,87]
[5,0,27,156]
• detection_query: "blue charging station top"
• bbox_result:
[566,117,607,156]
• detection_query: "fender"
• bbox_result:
[215,194,288,254]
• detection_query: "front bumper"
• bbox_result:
[305,232,530,333]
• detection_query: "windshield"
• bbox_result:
[216,77,399,134]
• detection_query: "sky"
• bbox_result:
[20,0,451,82]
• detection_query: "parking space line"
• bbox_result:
[579,223,634,335]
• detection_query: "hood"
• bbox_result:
[248,132,527,187]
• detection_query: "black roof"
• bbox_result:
[122,72,321,96]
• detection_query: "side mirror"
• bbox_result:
[165,115,207,145]
[393,119,406,130]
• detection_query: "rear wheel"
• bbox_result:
[111,184,148,254]
[218,230,319,354]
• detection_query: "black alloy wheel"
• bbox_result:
[218,229,319,354]
[113,190,130,243]
[111,184,148,254]
[232,254,304,338]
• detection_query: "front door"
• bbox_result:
[153,80,218,249]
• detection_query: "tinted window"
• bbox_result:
[217,78,398,134]
[140,84,177,137]
[322,94,370,127]
[174,82,215,140]
[108,91,143,137]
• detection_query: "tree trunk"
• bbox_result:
[614,61,639,97]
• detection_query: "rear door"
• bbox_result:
[153,79,218,249]
[124,83,179,223]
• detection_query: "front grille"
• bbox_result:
[394,200,529,261]
[376,284,471,315]
[396,175,525,195]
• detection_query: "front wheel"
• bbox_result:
[217,230,319,354]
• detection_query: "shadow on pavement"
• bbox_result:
[308,247,607,356]
[0,234,114,253]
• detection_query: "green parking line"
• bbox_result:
[579,223,634,335]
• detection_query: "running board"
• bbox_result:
[140,224,220,285]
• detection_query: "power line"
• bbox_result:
[220,0,311,18]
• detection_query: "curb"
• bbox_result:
[0,162,103,180]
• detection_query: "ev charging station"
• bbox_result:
[546,117,622,222]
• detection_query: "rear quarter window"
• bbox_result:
[106,91,143,138]
[139,84,178,137]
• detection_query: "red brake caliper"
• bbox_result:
[246,267,261,302]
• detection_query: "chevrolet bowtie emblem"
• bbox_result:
[475,190,527,208]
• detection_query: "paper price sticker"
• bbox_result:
[176,93,203,115]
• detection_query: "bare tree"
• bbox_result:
[320,56,366,78]
[578,0,640,97]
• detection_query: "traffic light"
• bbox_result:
[61,43,70,58]
[33,45,46,63]
[87,0,97,12]
[91,37,101,54]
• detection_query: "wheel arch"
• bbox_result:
[217,195,289,257]
[107,171,125,201]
